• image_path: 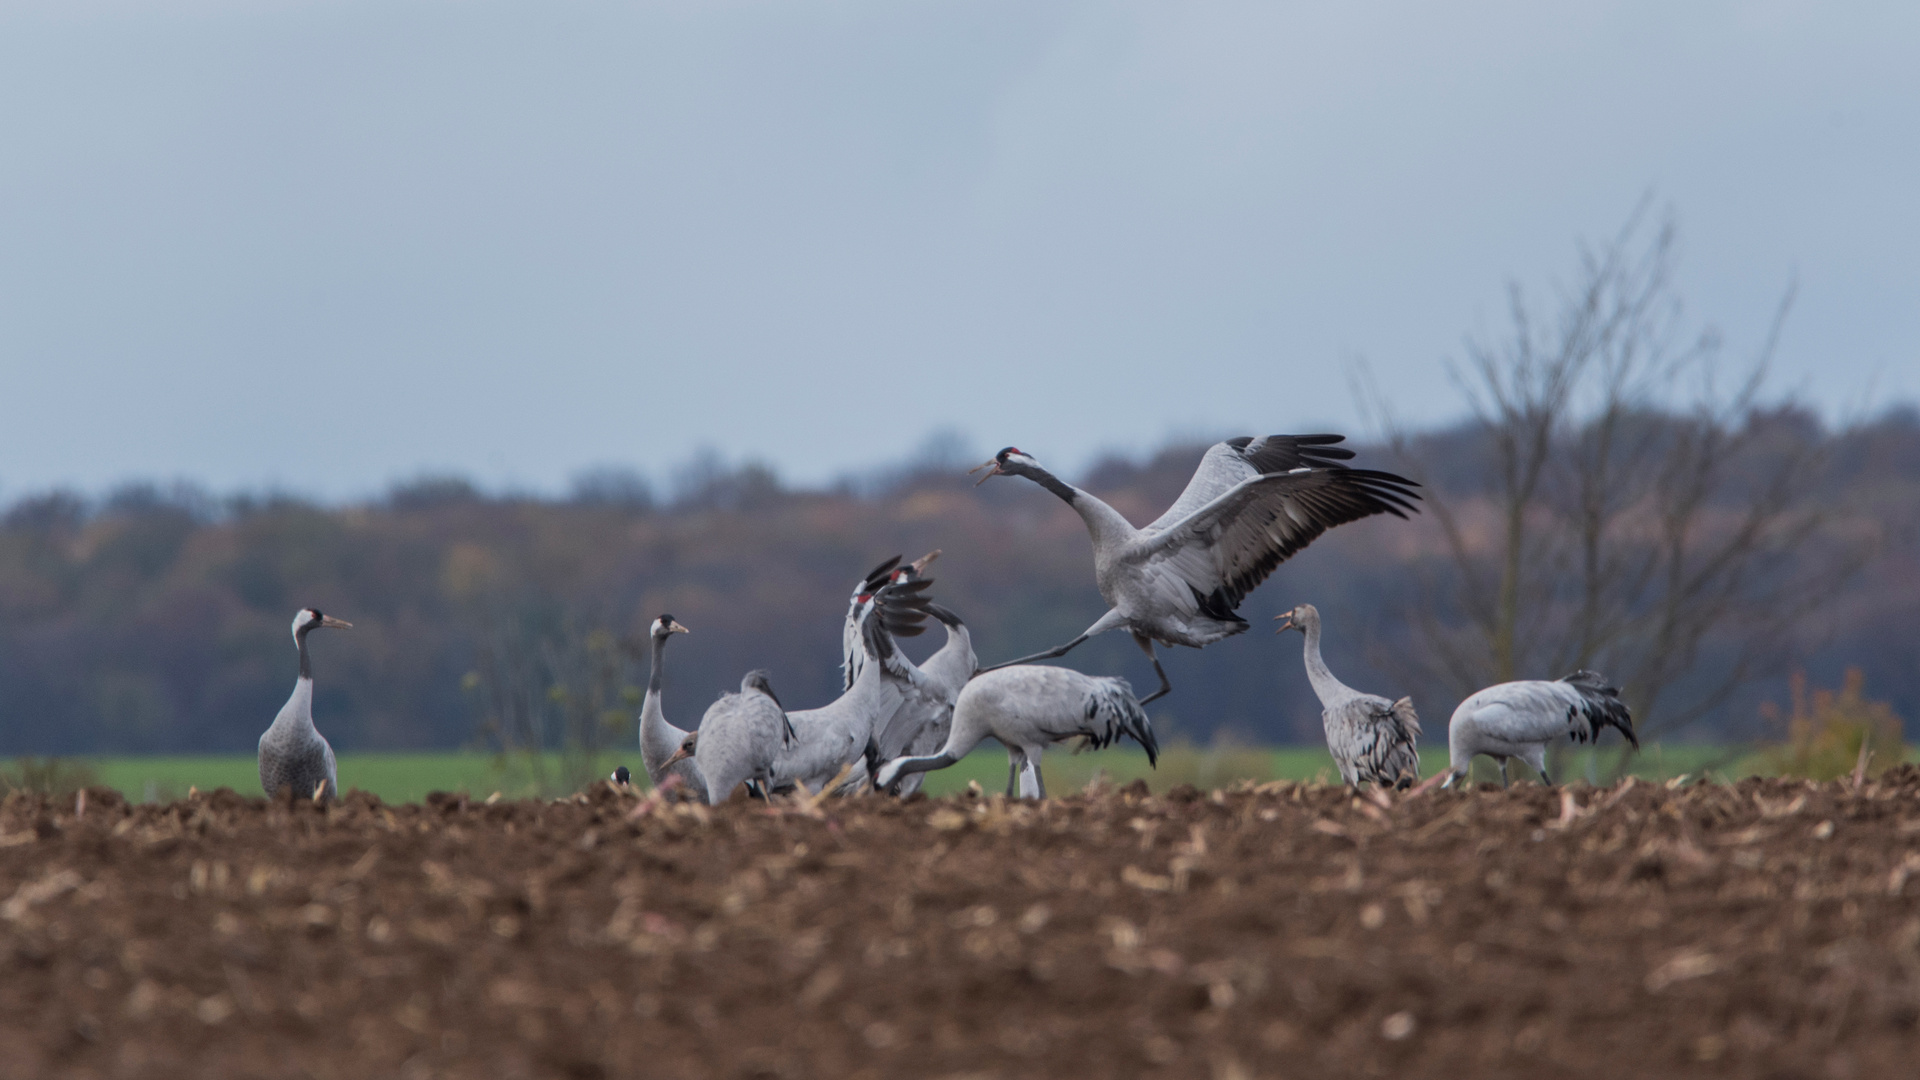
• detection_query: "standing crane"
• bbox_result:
[874,665,1158,799]
[1275,603,1420,789]
[969,435,1419,703]
[259,608,350,803]
[636,614,704,800]
[1440,671,1638,787]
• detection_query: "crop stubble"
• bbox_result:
[3,769,1920,1079]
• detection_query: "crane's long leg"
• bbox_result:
[1016,751,1046,800]
[1005,752,1020,798]
[1131,633,1173,705]
[977,633,1090,674]
[977,609,1132,675]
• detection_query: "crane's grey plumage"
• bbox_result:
[665,670,792,805]
[971,435,1419,704]
[771,576,938,794]
[840,551,977,798]
[841,551,940,692]
[637,614,705,800]
[1275,604,1420,789]
[874,666,1158,799]
[1441,670,1638,787]
[259,608,349,803]
[868,598,976,796]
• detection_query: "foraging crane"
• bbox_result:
[637,614,705,801]
[772,575,939,794]
[1439,671,1638,787]
[259,608,350,803]
[970,435,1419,703]
[664,671,793,805]
[874,665,1158,799]
[1275,604,1420,789]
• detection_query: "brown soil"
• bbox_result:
[4,770,1920,1080]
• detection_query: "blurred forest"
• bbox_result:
[1,407,1914,757]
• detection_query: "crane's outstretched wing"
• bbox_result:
[1144,435,1355,534]
[842,555,903,692]
[1129,467,1420,617]
[859,578,937,692]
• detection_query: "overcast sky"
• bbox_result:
[1,0,1914,501]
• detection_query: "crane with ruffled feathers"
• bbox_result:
[1275,603,1420,790]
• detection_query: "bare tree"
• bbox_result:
[1357,204,1862,758]
[461,592,641,796]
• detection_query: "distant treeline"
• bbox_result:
[2,407,1915,756]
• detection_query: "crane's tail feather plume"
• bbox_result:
[1559,670,1638,748]
[1083,678,1158,767]
[1389,696,1422,739]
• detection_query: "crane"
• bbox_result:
[874,665,1158,799]
[1275,604,1420,789]
[1440,671,1638,787]
[636,614,704,800]
[663,671,792,805]
[843,551,978,797]
[259,608,350,803]
[969,434,1418,703]
[770,574,939,794]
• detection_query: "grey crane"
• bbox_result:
[636,614,705,801]
[841,551,942,692]
[1275,603,1420,790]
[843,552,978,798]
[1440,671,1638,787]
[970,435,1419,703]
[664,671,793,805]
[771,575,938,794]
[867,599,975,797]
[873,665,1158,799]
[259,608,350,803]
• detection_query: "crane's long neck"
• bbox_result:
[272,632,319,738]
[1018,464,1137,550]
[923,605,976,691]
[1299,620,1352,705]
[640,634,687,768]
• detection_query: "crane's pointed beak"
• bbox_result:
[670,623,690,634]
[968,459,1002,486]
[321,616,353,630]
[910,549,941,574]
[1273,615,1294,634]
[664,745,692,767]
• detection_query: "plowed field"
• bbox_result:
[4,770,1920,1080]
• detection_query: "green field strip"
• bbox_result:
[61,741,1758,804]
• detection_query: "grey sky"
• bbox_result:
[1,0,1914,500]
